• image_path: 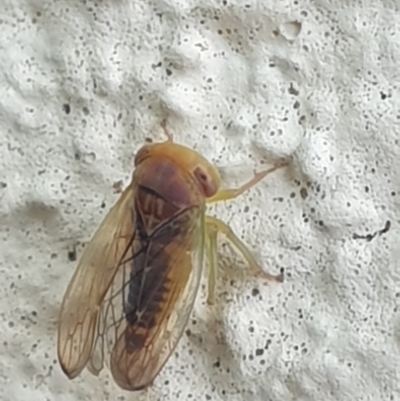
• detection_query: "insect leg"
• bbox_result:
[206,160,289,203]
[205,225,218,305]
[205,216,283,282]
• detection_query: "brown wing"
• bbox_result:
[87,205,206,391]
[57,183,136,379]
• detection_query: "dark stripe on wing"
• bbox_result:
[123,203,199,350]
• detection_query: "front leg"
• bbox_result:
[206,160,289,204]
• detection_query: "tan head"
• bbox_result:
[134,142,221,198]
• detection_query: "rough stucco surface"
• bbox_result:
[1,1,399,400]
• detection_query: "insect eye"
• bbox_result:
[134,146,150,166]
[193,166,217,198]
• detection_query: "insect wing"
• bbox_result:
[90,205,205,391]
[57,183,136,379]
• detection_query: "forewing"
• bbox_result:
[57,183,136,379]
[90,206,205,391]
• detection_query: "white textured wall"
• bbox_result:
[1,1,399,400]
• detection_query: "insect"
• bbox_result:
[57,122,288,391]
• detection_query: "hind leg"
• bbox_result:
[205,215,283,304]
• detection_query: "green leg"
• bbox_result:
[205,225,218,305]
[206,160,289,204]
[205,215,283,284]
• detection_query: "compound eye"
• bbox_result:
[193,166,218,198]
[134,145,150,166]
